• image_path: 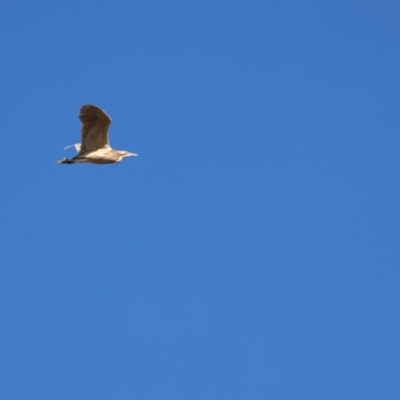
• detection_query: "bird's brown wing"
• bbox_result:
[78,104,112,154]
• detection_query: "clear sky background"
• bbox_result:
[0,1,399,399]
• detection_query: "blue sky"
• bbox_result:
[0,1,399,399]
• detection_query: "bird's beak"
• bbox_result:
[126,152,138,157]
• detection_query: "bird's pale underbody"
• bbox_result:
[57,104,137,165]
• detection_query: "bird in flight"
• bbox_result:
[57,104,138,164]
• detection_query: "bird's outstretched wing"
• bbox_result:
[78,104,112,154]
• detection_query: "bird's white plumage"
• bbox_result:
[64,143,81,152]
